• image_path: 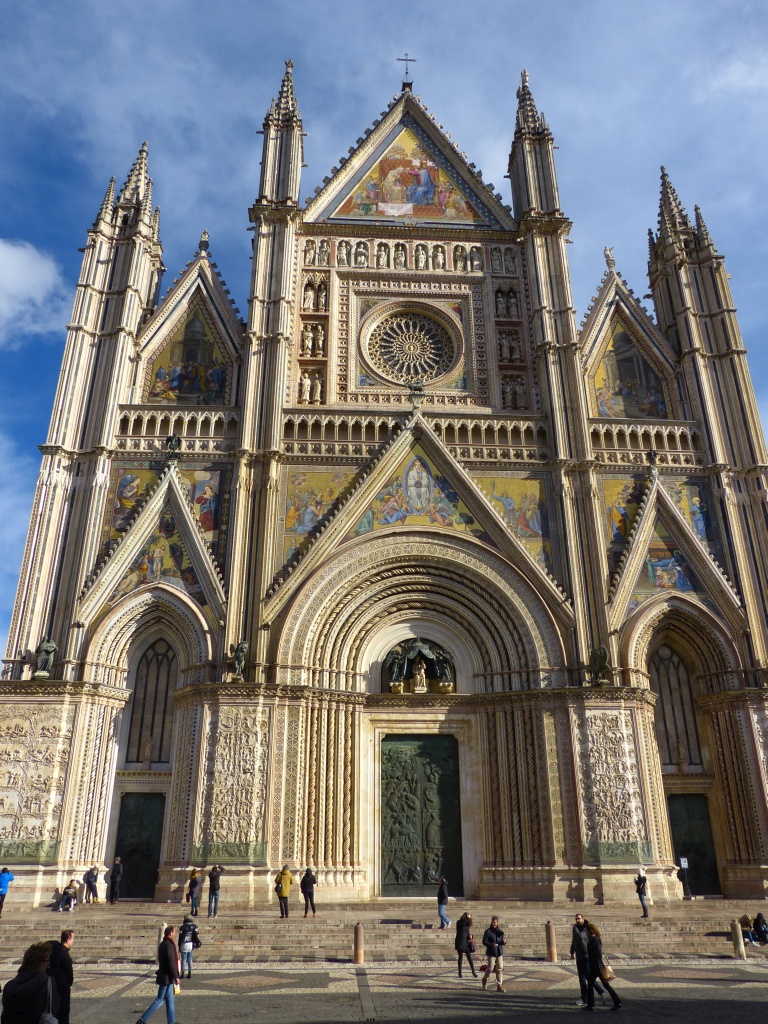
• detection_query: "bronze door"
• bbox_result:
[667,793,721,896]
[381,734,464,897]
[113,792,166,899]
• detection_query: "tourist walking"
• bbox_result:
[455,911,477,978]
[275,864,294,918]
[48,929,75,1024]
[178,914,200,978]
[1,941,59,1023]
[634,868,649,918]
[207,864,224,918]
[108,857,123,904]
[300,868,317,917]
[570,913,607,1006]
[84,865,99,903]
[0,867,14,916]
[481,915,506,992]
[187,869,202,916]
[584,922,621,1010]
[135,924,180,1024]
[437,876,451,929]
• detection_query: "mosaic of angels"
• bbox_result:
[331,126,488,226]
[280,468,357,566]
[593,321,669,419]
[109,509,208,610]
[346,451,492,545]
[473,475,552,571]
[146,309,228,405]
[628,521,715,616]
[602,476,646,571]
[105,464,231,557]
[661,477,720,556]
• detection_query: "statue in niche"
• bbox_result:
[355,243,368,267]
[499,334,511,363]
[377,245,389,268]
[302,280,315,310]
[412,657,427,692]
[317,282,327,311]
[433,247,445,270]
[317,239,330,266]
[299,370,311,404]
[504,248,516,273]
[311,373,322,403]
[301,323,314,357]
[314,324,325,356]
[230,640,249,678]
[491,248,502,273]
[415,246,427,270]
[454,247,467,272]
[32,637,58,678]
[304,240,316,266]
[470,248,482,272]
[502,378,515,409]
[506,289,518,317]
[394,246,406,269]
[337,240,350,266]
[143,735,154,762]
[495,290,507,316]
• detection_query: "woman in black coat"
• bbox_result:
[454,912,477,978]
[584,923,621,1010]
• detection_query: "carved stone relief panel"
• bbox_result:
[0,703,76,861]
[194,706,270,863]
[574,708,650,864]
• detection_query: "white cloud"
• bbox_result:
[0,239,70,348]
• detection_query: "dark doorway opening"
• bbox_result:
[381,734,463,897]
[667,793,721,896]
[113,792,166,899]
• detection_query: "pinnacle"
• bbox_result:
[118,140,151,206]
[95,177,115,223]
[275,58,300,120]
[658,166,690,235]
[515,68,539,132]
[694,204,715,249]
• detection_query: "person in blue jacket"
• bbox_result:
[0,866,14,916]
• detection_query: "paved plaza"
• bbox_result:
[10,957,764,1024]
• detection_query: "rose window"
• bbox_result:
[366,312,456,384]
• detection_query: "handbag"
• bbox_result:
[599,957,616,982]
[275,882,282,894]
[468,936,477,954]
[40,977,58,1024]
[185,892,190,902]
[173,982,181,996]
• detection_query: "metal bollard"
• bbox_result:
[354,921,365,964]
[545,920,557,962]
[731,920,746,960]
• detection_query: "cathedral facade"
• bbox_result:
[3,65,768,906]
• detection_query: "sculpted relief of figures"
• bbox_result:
[576,710,648,861]
[196,708,270,859]
[0,705,75,859]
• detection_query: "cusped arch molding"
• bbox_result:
[82,585,215,688]
[275,533,569,689]
[621,593,741,685]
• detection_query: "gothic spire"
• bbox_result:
[694,204,715,251]
[515,69,540,133]
[118,141,150,205]
[275,59,300,121]
[658,166,691,236]
[95,177,115,225]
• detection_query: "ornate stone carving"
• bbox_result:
[366,311,456,385]
[195,707,270,861]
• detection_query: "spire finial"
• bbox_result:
[603,246,616,272]
[275,59,300,119]
[658,165,690,235]
[515,69,539,132]
[397,52,417,91]
[96,177,116,223]
[118,141,151,206]
[694,204,714,249]
[198,229,209,254]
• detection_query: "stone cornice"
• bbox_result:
[0,679,130,706]
[695,689,768,713]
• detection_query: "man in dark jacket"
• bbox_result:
[300,868,317,917]
[136,925,179,1024]
[634,869,649,918]
[48,929,75,1024]
[207,864,225,918]
[1,941,59,1023]
[570,913,606,1006]
[481,916,506,992]
[108,857,123,904]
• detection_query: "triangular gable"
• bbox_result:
[608,475,742,631]
[305,94,514,230]
[137,253,244,406]
[265,415,573,626]
[580,272,679,421]
[601,474,649,574]
[78,465,226,627]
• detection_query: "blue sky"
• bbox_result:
[1,0,767,653]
